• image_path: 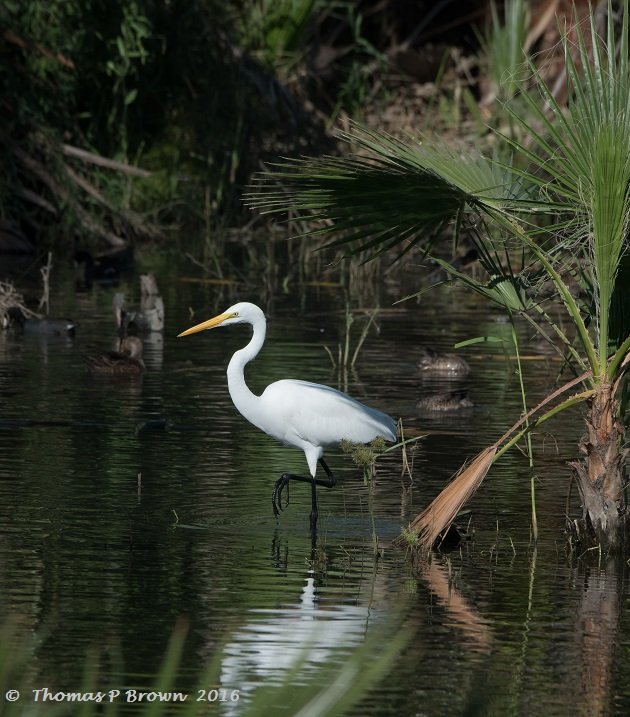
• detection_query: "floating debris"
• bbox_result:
[0,281,34,327]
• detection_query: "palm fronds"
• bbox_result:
[502,3,630,372]
[397,447,497,549]
[479,0,529,102]
[248,1,630,549]
[247,124,541,258]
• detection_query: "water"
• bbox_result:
[0,260,627,716]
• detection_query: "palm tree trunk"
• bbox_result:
[570,383,628,549]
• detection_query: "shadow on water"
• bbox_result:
[1,264,630,715]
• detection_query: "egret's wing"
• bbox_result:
[261,379,396,446]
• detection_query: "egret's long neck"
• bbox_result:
[226,315,266,425]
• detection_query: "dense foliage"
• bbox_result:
[0,0,325,246]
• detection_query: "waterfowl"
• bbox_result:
[178,302,396,530]
[86,336,145,375]
[5,306,76,336]
[118,275,164,333]
[416,390,474,414]
[74,246,134,285]
[417,348,470,377]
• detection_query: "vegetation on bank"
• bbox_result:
[4,0,477,252]
[3,0,628,551]
[251,0,630,552]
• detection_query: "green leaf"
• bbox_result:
[455,336,505,348]
[124,88,138,105]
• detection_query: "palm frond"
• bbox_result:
[400,447,497,550]
[432,256,534,313]
[479,0,529,101]
[246,124,539,256]
[501,1,630,366]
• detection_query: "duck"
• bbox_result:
[117,274,164,333]
[417,348,470,377]
[416,390,474,414]
[4,306,76,336]
[86,336,145,375]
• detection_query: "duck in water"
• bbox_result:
[86,335,145,375]
[5,306,76,336]
[416,390,474,414]
[417,348,470,377]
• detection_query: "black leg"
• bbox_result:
[310,477,318,531]
[272,459,337,523]
[318,458,336,488]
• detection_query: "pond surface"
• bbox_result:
[0,255,628,716]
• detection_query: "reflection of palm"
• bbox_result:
[420,559,491,653]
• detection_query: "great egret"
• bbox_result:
[178,302,397,528]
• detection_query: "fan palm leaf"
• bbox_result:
[247,124,546,260]
[501,4,630,374]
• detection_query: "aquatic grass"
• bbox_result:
[0,614,409,717]
[510,318,537,542]
[340,436,386,553]
[340,436,387,486]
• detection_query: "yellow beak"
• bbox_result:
[177,311,234,337]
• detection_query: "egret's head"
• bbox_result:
[177,302,263,337]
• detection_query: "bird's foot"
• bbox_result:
[272,474,291,517]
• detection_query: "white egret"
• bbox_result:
[177,302,397,528]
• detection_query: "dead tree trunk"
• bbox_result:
[570,383,628,550]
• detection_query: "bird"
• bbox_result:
[5,306,76,336]
[416,390,474,414]
[116,275,165,333]
[178,302,397,529]
[417,348,470,377]
[86,335,145,375]
[86,294,145,374]
[219,574,369,706]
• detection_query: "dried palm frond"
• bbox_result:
[394,447,497,551]
[397,368,597,552]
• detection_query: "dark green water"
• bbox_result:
[0,258,628,716]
